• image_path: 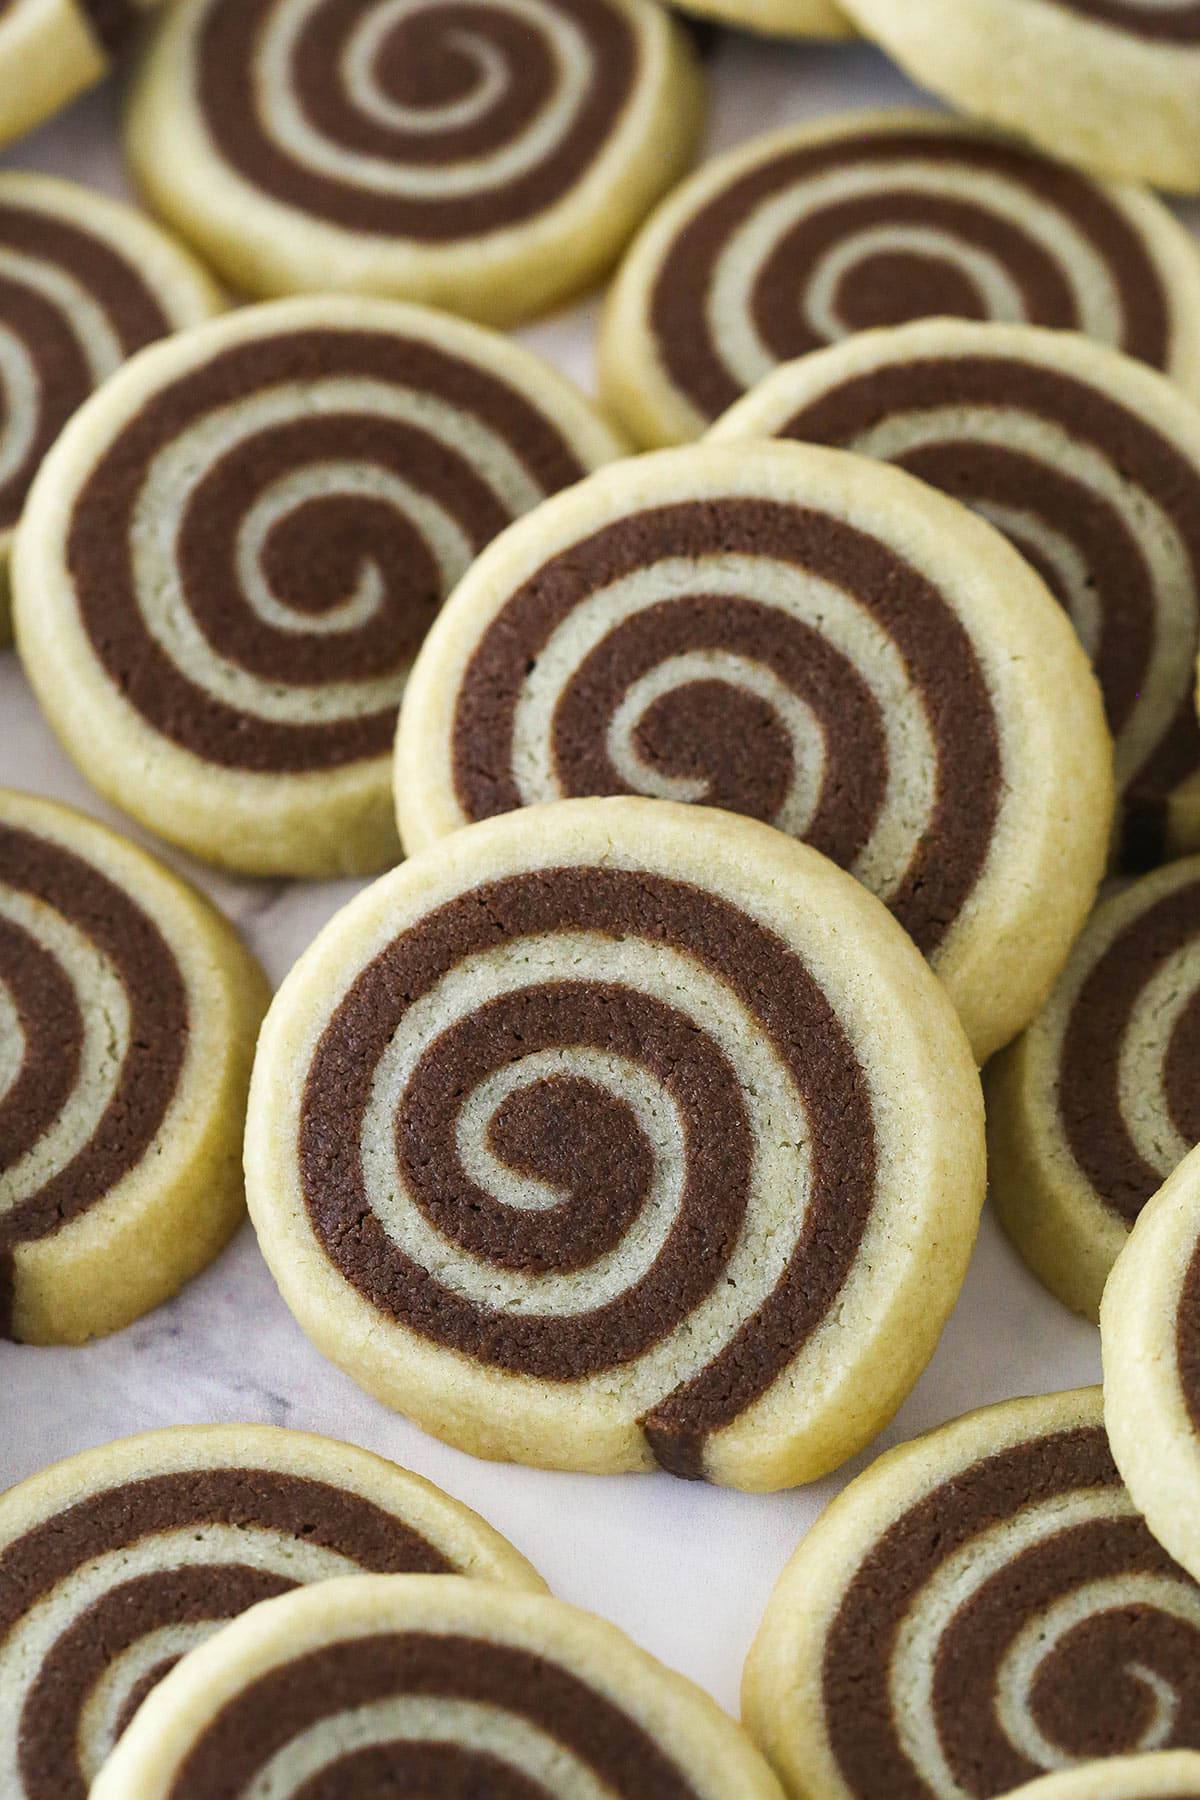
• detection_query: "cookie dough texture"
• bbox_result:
[93,1575,785,1798]
[0,1424,544,1798]
[246,795,985,1491]
[601,111,1200,448]
[0,0,160,150]
[396,442,1113,1064]
[0,173,221,645]
[1003,1758,1200,1800]
[1104,1144,1200,1588]
[714,321,1200,868]
[744,1387,1200,1800]
[0,789,269,1345]
[988,857,1200,1320]
[12,296,622,877]
[125,0,705,326]
[837,0,1200,194]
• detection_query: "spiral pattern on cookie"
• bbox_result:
[443,497,1001,957]
[62,324,594,773]
[823,1422,1200,1799]
[763,343,1200,865]
[1042,0,1200,43]
[0,1460,460,1798]
[298,860,881,1478]
[648,121,1178,426]
[193,0,641,239]
[0,821,189,1339]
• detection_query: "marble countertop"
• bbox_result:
[1,29,1179,1716]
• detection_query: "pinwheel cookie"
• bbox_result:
[744,1388,1200,1800]
[1005,1760,1200,1800]
[0,0,160,150]
[12,297,621,877]
[714,322,1200,868]
[838,0,1200,194]
[396,441,1112,1062]
[246,797,985,1490]
[601,111,1200,448]
[93,1575,784,1798]
[0,790,269,1345]
[0,1424,543,1798]
[0,173,220,645]
[125,0,704,326]
[1104,1144,1200,1587]
[988,857,1200,1319]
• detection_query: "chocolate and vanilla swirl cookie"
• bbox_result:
[396,441,1113,1062]
[600,111,1200,449]
[744,1388,1200,1800]
[0,789,269,1344]
[12,298,621,876]
[1104,1145,1200,1588]
[125,0,704,326]
[245,796,986,1489]
[713,321,1200,867]
[838,0,1200,194]
[93,1575,785,1798]
[0,174,220,646]
[0,1,160,150]
[1005,1757,1200,1800]
[987,857,1200,1320]
[0,1425,544,1799]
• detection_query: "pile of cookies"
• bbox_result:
[4,0,1200,1793]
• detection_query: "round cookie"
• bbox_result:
[125,0,705,327]
[987,857,1200,1321]
[0,173,221,646]
[12,297,622,878]
[743,1387,1200,1800]
[837,0,1200,195]
[0,789,269,1345]
[600,111,1200,449]
[1004,1758,1200,1800]
[673,0,851,40]
[246,796,985,1491]
[712,321,1200,868]
[93,1574,784,1798]
[1104,1144,1200,1588]
[0,1,160,151]
[0,1424,544,1799]
[395,441,1113,1064]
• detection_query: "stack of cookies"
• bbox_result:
[4,0,1200,1793]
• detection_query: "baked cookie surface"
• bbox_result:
[0,789,269,1344]
[1103,1144,1200,1588]
[713,321,1200,868]
[0,173,221,645]
[988,857,1200,1319]
[12,297,621,876]
[396,441,1113,1062]
[837,0,1200,194]
[1004,1758,1200,1800]
[125,0,704,325]
[600,111,1200,448]
[0,0,160,150]
[0,1424,543,1798]
[744,1388,1200,1800]
[672,0,850,40]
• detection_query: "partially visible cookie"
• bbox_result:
[125,0,705,326]
[93,1574,786,1797]
[0,789,269,1344]
[0,1424,544,1798]
[838,0,1200,194]
[600,111,1200,448]
[1004,1758,1200,1800]
[0,173,221,645]
[396,440,1113,1063]
[988,857,1200,1320]
[12,297,622,877]
[0,1,159,150]
[245,797,985,1491]
[674,0,850,39]
[1104,1144,1200,1588]
[744,1388,1200,1800]
[712,321,1200,867]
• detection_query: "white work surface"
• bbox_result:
[4,29,1195,1719]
